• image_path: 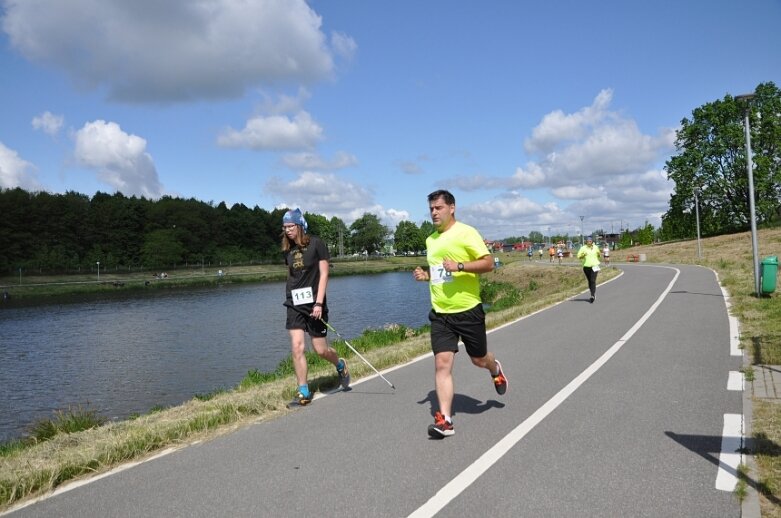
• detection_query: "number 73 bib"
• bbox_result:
[430,263,454,285]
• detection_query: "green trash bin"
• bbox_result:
[761,256,778,294]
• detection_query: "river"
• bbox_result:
[0,272,432,443]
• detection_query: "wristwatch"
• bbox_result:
[457,262,465,271]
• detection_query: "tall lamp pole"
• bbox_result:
[694,187,702,258]
[96,261,100,281]
[736,93,761,297]
[579,216,584,245]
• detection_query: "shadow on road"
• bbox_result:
[417,390,505,417]
[666,430,781,506]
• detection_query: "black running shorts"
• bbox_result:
[428,304,487,358]
[286,304,328,338]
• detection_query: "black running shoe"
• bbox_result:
[428,411,454,438]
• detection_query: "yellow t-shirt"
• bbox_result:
[426,221,490,313]
[577,243,601,268]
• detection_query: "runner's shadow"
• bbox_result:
[666,430,781,506]
[417,390,504,417]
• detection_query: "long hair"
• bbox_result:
[281,225,311,253]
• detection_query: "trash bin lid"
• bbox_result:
[762,256,778,264]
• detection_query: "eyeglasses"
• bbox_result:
[282,224,297,230]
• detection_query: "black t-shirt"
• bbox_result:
[284,235,330,307]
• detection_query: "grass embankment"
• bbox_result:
[0,254,611,510]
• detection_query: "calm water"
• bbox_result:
[0,272,432,442]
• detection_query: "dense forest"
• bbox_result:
[0,189,309,273]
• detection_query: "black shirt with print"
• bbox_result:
[284,235,330,308]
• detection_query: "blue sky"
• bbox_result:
[1,0,779,241]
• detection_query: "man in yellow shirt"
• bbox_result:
[413,190,507,438]
[577,235,602,303]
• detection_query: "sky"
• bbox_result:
[1,0,779,241]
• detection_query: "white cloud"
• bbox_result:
[281,151,358,170]
[449,89,677,235]
[31,111,64,136]
[265,171,406,228]
[0,142,42,190]
[458,191,571,239]
[2,0,347,102]
[217,111,323,150]
[330,31,357,62]
[73,120,163,198]
[524,89,613,155]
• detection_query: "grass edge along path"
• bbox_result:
[0,261,605,511]
[6,225,781,513]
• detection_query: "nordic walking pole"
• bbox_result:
[284,302,396,390]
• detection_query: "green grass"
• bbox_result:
[26,406,106,443]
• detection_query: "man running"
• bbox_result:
[413,190,508,438]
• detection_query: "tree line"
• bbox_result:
[3,83,777,274]
[0,188,437,274]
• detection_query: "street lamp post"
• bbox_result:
[579,216,585,245]
[736,93,761,297]
[694,187,702,258]
[96,261,100,281]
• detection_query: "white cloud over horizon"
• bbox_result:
[73,120,163,198]
[265,171,409,228]
[0,142,42,191]
[448,89,677,238]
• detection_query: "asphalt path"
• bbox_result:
[6,263,744,517]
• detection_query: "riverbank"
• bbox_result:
[0,256,424,307]
[0,258,613,510]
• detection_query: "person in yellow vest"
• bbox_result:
[413,190,507,438]
[577,235,602,303]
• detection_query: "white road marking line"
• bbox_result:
[408,266,681,518]
[728,371,744,391]
[716,413,744,491]
[718,282,742,357]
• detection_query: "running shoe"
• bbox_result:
[492,360,508,395]
[291,390,312,406]
[427,411,454,438]
[337,358,351,389]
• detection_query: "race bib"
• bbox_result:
[291,287,314,305]
[592,265,601,272]
[429,263,454,285]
